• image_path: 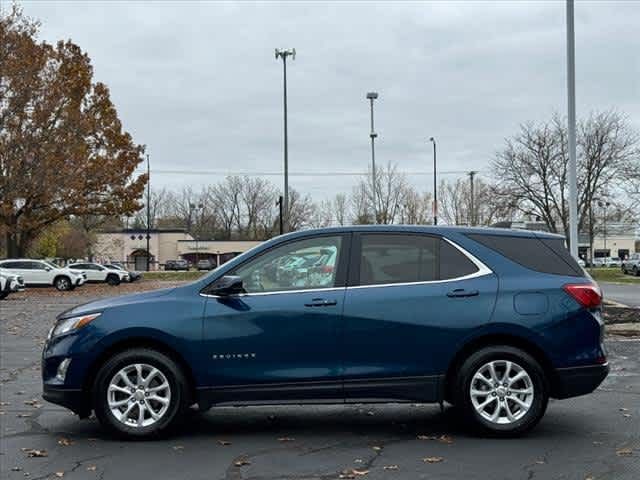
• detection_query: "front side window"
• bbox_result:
[358,234,479,286]
[232,236,342,294]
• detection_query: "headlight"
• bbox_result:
[51,313,101,338]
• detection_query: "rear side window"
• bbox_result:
[467,234,583,277]
[358,234,479,286]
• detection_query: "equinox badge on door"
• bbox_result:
[212,353,257,360]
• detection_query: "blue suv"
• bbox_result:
[42,226,608,437]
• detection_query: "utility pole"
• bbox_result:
[145,153,151,272]
[275,48,295,233]
[276,196,284,235]
[598,200,610,252]
[429,137,437,225]
[468,171,477,226]
[566,0,579,258]
[366,92,379,224]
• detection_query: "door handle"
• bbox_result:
[447,289,479,298]
[304,298,338,307]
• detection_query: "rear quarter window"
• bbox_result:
[466,233,584,277]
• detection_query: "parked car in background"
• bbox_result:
[196,259,215,271]
[577,258,586,268]
[105,264,142,282]
[42,226,607,438]
[621,253,640,276]
[607,257,622,268]
[68,263,129,286]
[165,259,189,271]
[0,259,86,291]
[0,268,26,299]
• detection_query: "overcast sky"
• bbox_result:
[15,0,640,200]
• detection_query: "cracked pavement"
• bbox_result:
[1,286,639,479]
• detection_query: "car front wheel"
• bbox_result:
[92,348,189,438]
[454,345,548,436]
[54,276,72,291]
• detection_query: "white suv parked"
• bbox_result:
[0,268,26,299]
[0,259,86,291]
[68,262,128,285]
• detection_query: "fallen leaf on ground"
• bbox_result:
[371,446,382,451]
[622,413,631,418]
[535,459,546,465]
[278,437,295,442]
[87,465,97,471]
[616,447,633,456]
[438,435,454,444]
[217,440,232,446]
[417,435,437,441]
[172,445,184,451]
[17,413,31,418]
[383,465,399,470]
[340,469,369,478]
[423,456,444,463]
[57,438,74,446]
[55,472,64,478]
[11,466,22,471]
[22,449,48,458]
[619,407,629,412]
[234,459,250,467]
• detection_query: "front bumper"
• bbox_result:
[42,385,90,417]
[553,363,609,399]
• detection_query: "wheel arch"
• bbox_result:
[443,332,558,402]
[83,336,197,406]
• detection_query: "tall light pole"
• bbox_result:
[566,0,578,258]
[468,170,477,226]
[189,203,203,265]
[598,200,610,252]
[145,153,151,272]
[429,137,437,225]
[366,92,379,224]
[275,48,295,233]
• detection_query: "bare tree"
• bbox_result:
[353,162,409,224]
[491,111,640,247]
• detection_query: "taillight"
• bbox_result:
[563,283,602,309]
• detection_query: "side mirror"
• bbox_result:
[45,267,52,272]
[208,275,244,296]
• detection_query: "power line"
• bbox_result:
[134,169,486,177]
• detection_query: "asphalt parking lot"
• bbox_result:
[1,285,639,480]
[601,282,640,308]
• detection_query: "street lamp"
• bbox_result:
[429,137,437,225]
[189,203,204,265]
[366,91,378,224]
[275,48,296,233]
[145,154,151,272]
[598,200,611,252]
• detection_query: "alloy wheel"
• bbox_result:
[469,360,534,425]
[107,363,171,428]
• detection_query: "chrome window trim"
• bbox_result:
[200,236,492,298]
[200,286,345,299]
[347,236,492,290]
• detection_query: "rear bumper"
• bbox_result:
[42,386,90,417]
[553,363,609,399]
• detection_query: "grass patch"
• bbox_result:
[587,267,640,284]
[141,270,208,282]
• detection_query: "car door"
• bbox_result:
[341,232,498,403]
[201,233,350,404]
[30,261,53,284]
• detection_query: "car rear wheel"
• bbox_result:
[106,274,120,286]
[92,348,189,438]
[54,276,72,291]
[0,291,8,300]
[454,345,548,436]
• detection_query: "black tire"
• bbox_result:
[0,290,8,300]
[454,345,548,437]
[106,274,120,286]
[92,348,190,438]
[54,276,72,291]
[634,266,639,277]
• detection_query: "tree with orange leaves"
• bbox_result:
[0,5,147,257]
